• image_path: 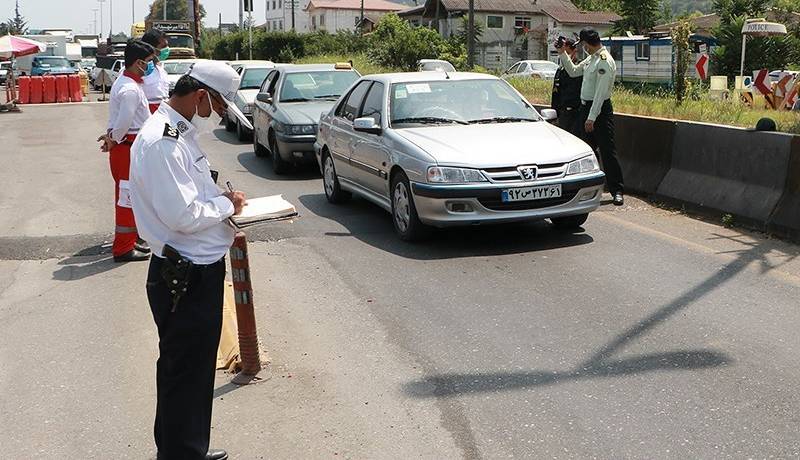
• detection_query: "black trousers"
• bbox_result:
[579,99,625,194]
[556,105,582,139]
[146,255,226,460]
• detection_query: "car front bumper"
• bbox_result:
[410,172,605,227]
[275,132,317,163]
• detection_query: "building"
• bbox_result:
[265,0,311,32]
[399,0,619,71]
[305,0,406,33]
[601,34,717,84]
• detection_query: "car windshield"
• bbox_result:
[420,61,455,72]
[240,68,270,89]
[531,62,558,71]
[279,70,359,102]
[38,57,71,67]
[390,79,540,127]
[163,61,193,75]
[167,35,194,49]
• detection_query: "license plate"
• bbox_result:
[502,184,562,202]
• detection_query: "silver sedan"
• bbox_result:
[314,72,605,241]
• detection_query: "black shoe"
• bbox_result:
[612,192,624,206]
[113,249,150,263]
[135,238,151,253]
[206,449,228,460]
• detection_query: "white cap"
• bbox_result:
[187,60,253,130]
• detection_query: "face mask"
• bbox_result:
[192,92,222,135]
[159,47,171,61]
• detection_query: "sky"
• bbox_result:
[1,0,268,37]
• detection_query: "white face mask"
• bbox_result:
[192,92,222,135]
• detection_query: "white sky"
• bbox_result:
[1,0,267,37]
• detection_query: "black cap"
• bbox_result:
[579,28,601,45]
[753,117,777,132]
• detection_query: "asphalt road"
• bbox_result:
[3,103,800,459]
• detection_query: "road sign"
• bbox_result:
[695,53,709,80]
[753,68,771,95]
[244,0,253,12]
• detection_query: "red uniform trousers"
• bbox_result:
[109,135,138,256]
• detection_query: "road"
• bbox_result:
[2,103,800,459]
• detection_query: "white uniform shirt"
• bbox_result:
[129,103,235,265]
[107,70,150,142]
[143,63,170,105]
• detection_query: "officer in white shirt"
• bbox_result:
[141,28,171,113]
[129,61,252,460]
[100,40,155,262]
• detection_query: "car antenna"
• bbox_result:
[444,70,451,79]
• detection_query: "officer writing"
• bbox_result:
[141,28,171,113]
[129,61,252,460]
[551,37,583,138]
[556,28,625,206]
[98,40,156,262]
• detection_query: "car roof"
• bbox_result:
[280,63,356,73]
[236,61,276,69]
[360,72,498,84]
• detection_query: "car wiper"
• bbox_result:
[392,117,468,125]
[313,94,341,99]
[281,98,312,102]
[468,116,539,124]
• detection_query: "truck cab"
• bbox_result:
[164,33,196,59]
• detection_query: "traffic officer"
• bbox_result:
[141,28,171,113]
[129,60,252,460]
[551,37,583,138]
[557,28,625,206]
[98,40,155,262]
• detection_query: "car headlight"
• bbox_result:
[566,154,600,175]
[285,124,316,135]
[427,166,488,184]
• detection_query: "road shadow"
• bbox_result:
[298,193,594,260]
[403,231,782,398]
[211,127,245,145]
[237,152,321,182]
[213,381,242,399]
[52,243,122,281]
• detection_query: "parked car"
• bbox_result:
[223,61,275,139]
[252,63,361,174]
[228,60,274,75]
[162,58,200,95]
[418,59,456,72]
[79,58,96,74]
[30,56,79,77]
[91,59,124,90]
[0,61,11,84]
[314,72,605,241]
[502,60,559,80]
[769,69,799,84]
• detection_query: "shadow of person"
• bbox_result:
[52,244,122,281]
[298,193,594,261]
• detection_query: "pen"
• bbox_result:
[226,181,234,193]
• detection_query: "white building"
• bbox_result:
[264,0,312,32]
[305,0,406,33]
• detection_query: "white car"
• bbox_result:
[162,59,200,95]
[91,59,124,90]
[225,62,275,140]
[502,60,559,80]
[418,59,456,72]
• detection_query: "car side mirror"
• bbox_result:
[353,117,382,134]
[540,109,557,121]
[257,92,273,104]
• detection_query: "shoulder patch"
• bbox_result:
[600,52,608,61]
[176,120,190,134]
[163,123,179,139]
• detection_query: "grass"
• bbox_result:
[509,77,800,134]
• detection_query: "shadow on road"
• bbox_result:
[403,232,783,397]
[52,244,121,281]
[237,152,321,182]
[299,193,594,260]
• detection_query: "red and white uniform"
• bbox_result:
[107,69,151,256]
[143,62,170,113]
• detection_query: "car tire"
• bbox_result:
[225,114,235,132]
[391,171,429,242]
[269,133,291,175]
[253,129,269,157]
[551,213,589,229]
[322,152,351,204]
[236,119,251,142]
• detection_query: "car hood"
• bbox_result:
[393,122,592,168]
[280,100,336,125]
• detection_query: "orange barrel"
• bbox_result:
[42,75,56,103]
[55,75,69,103]
[68,74,82,102]
[17,76,31,104]
[29,76,43,104]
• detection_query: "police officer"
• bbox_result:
[99,40,156,262]
[141,28,171,113]
[551,37,583,138]
[129,61,252,460]
[557,28,625,206]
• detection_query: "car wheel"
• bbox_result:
[253,129,268,157]
[551,213,589,229]
[236,119,250,142]
[268,133,291,175]
[225,114,235,132]
[391,171,429,241]
[322,152,351,204]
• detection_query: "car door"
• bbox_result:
[329,80,372,182]
[253,70,277,141]
[349,81,389,197]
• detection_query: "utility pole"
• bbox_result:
[246,0,253,59]
[434,0,440,31]
[98,0,105,39]
[239,0,244,29]
[93,8,99,36]
[163,0,168,20]
[291,0,296,31]
[467,0,474,69]
[360,0,364,35]
[109,0,113,38]
[131,0,135,24]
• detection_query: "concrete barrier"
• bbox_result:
[656,122,794,226]
[615,114,676,195]
[768,136,800,238]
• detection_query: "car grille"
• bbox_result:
[482,162,566,183]
[478,190,577,211]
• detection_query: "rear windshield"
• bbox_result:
[37,57,71,67]
[279,70,359,102]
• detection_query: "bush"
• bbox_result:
[367,14,445,71]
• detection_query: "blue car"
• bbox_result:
[31,56,78,76]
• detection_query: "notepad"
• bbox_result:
[230,195,298,229]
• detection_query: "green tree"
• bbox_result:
[712,0,770,21]
[615,0,661,33]
[146,0,206,22]
[712,15,797,76]
[672,19,691,104]
[659,0,674,23]
[572,0,623,11]
[368,14,444,71]
[7,0,28,35]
